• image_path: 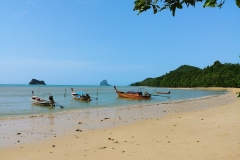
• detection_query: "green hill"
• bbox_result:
[131,61,240,88]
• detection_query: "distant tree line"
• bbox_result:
[131,61,240,88]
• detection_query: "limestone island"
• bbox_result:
[29,78,46,85]
[100,80,111,86]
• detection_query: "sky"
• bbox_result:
[0,0,239,85]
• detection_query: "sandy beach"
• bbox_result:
[0,88,239,160]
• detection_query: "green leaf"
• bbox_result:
[236,0,240,8]
[153,5,158,14]
[170,4,176,16]
[176,3,183,9]
[160,6,167,11]
[153,0,159,5]
[203,0,216,8]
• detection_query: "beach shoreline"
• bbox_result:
[0,88,239,160]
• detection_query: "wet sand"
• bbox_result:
[0,88,239,160]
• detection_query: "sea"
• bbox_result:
[0,84,227,119]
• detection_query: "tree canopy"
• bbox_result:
[130,61,240,88]
[133,0,240,16]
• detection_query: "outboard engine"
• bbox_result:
[144,91,150,96]
[86,94,90,100]
[49,96,55,106]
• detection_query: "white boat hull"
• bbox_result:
[31,96,53,106]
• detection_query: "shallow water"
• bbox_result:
[0,84,226,119]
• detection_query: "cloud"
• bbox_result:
[0,58,164,85]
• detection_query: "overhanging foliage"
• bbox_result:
[133,0,240,16]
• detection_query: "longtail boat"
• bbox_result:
[155,90,171,94]
[114,86,151,99]
[71,88,91,101]
[31,91,55,106]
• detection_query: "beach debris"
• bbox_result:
[101,118,110,121]
[122,151,125,153]
[52,145,55,147]
[76,129,82,132]
[17,133,21,135]
[99,146,106,149]
[29,115,37,118]
[78,122,82,124]
[17,140,20,142]
[108,138,114,141]
[114,141,119,143]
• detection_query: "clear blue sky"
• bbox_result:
[0,0,239,85]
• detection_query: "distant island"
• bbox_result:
[131,60,240,88]
[100,80,111,86]
[29,79,46,85]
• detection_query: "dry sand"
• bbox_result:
[0,88,239,160]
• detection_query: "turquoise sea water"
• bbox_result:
[0,85,226,119]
